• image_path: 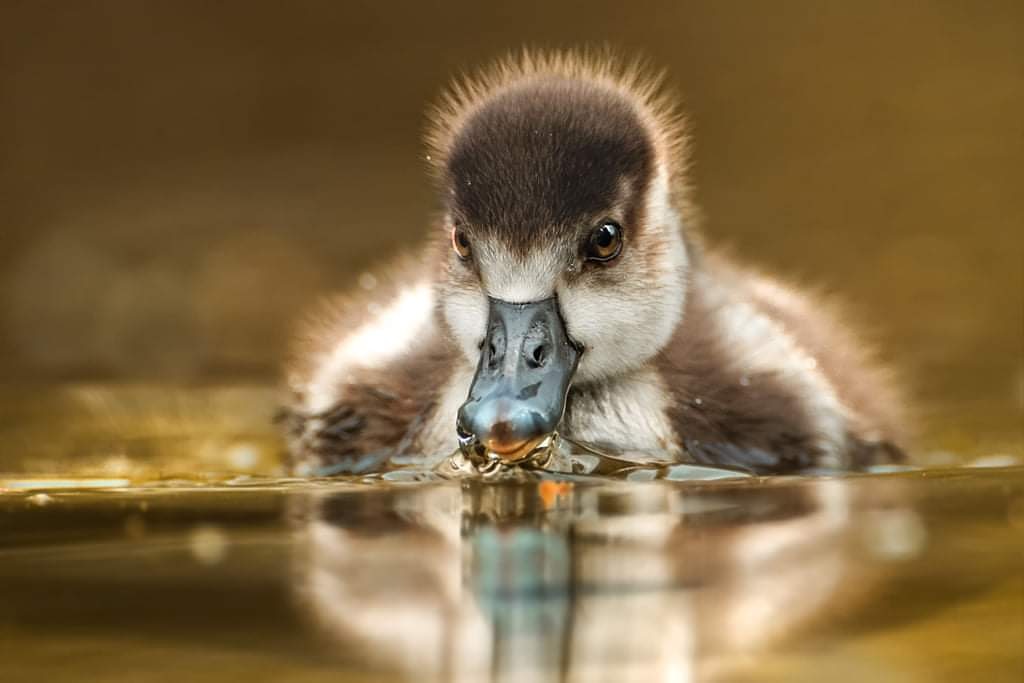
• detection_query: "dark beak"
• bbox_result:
[456,297,581,463]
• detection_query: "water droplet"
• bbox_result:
[693,397,703,407]
[864,463,920,474]
[665,464,751,481]
[626,469,658,482]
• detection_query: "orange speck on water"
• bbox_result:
[538,480,573,509]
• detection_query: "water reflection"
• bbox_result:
[293,477,909,681]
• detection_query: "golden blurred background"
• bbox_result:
[1,1,1021,453]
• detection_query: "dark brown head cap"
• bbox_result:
[426,50,692,249]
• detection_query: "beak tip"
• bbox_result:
[482,429,545,461]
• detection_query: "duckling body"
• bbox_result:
[284,52,905,474]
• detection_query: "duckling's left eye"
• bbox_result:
[585,221,623,262]
[452,226,471,260]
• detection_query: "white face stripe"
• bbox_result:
[441,236,565,366]
[441,285,488,363]
[477,240,563,303]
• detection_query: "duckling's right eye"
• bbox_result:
[452,226,471,260]
[585,221,623,262]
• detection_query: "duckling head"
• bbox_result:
[428,52,692,462]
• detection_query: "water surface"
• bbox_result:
[2,465,1021,682]
[1,386,1021,680]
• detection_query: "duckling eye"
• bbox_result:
[585,221,623,262]
[451,226,471,260]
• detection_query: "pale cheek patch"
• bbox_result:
[561,266,680,382]
[441,285,489,363]
[561,171,688,382]
[306,283,434,413]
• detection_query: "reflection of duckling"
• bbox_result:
[285,51,905,474]
[292,479,896,681]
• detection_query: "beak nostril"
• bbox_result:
[528,343,547,368]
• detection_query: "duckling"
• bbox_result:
[283,51,906,475]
